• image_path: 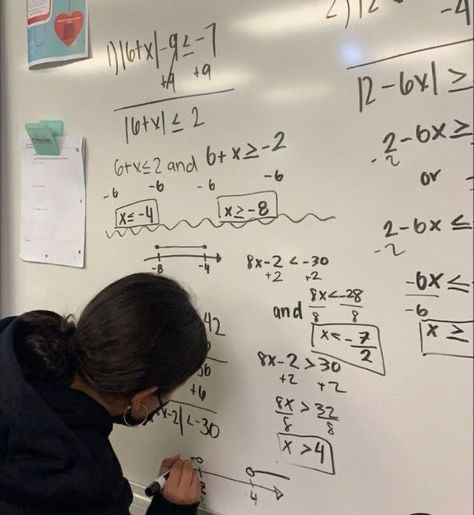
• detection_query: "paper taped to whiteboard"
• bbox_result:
[20,137,86,268]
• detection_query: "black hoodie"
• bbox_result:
[0,317,198,515]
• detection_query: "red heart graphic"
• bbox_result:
[54,11,84,47]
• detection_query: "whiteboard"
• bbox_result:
[1,1,473,514]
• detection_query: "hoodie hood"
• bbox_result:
[0,317,119,510]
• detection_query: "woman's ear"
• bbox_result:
[131,385,158,407]
[130,386,159,421]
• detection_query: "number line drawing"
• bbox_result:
[245,467,290,481]
[144,253,222,262]
[196,470,285,500]
[155,244,208,249]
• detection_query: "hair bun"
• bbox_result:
[17,310,78,385]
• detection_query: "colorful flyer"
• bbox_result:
[27,0,89,68]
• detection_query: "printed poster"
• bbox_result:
[27,0,89,68]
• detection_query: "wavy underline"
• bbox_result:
[105,212,336,239]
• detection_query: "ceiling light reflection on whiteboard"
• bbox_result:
[262,83,330,104]
[340,42,366,67]
[233,3,327,36]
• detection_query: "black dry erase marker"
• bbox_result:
[145,469,171,497]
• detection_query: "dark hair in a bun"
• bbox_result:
[17,310,77,384]
[16,274,208,397]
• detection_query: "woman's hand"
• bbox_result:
[158,455,181,476]
[160,457,201,505]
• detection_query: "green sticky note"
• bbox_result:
[25,122,60,155]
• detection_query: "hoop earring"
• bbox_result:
[123,403,149,427]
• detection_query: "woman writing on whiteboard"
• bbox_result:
[0,273,208,515]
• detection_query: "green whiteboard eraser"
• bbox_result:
[25,122,60,155]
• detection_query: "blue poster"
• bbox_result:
[27,0,89,68]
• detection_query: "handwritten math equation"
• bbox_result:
[99,2,473,510]
[106,22,217,92]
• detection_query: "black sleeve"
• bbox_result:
[146,494,199,515]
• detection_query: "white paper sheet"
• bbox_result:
[20,137,86,268]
